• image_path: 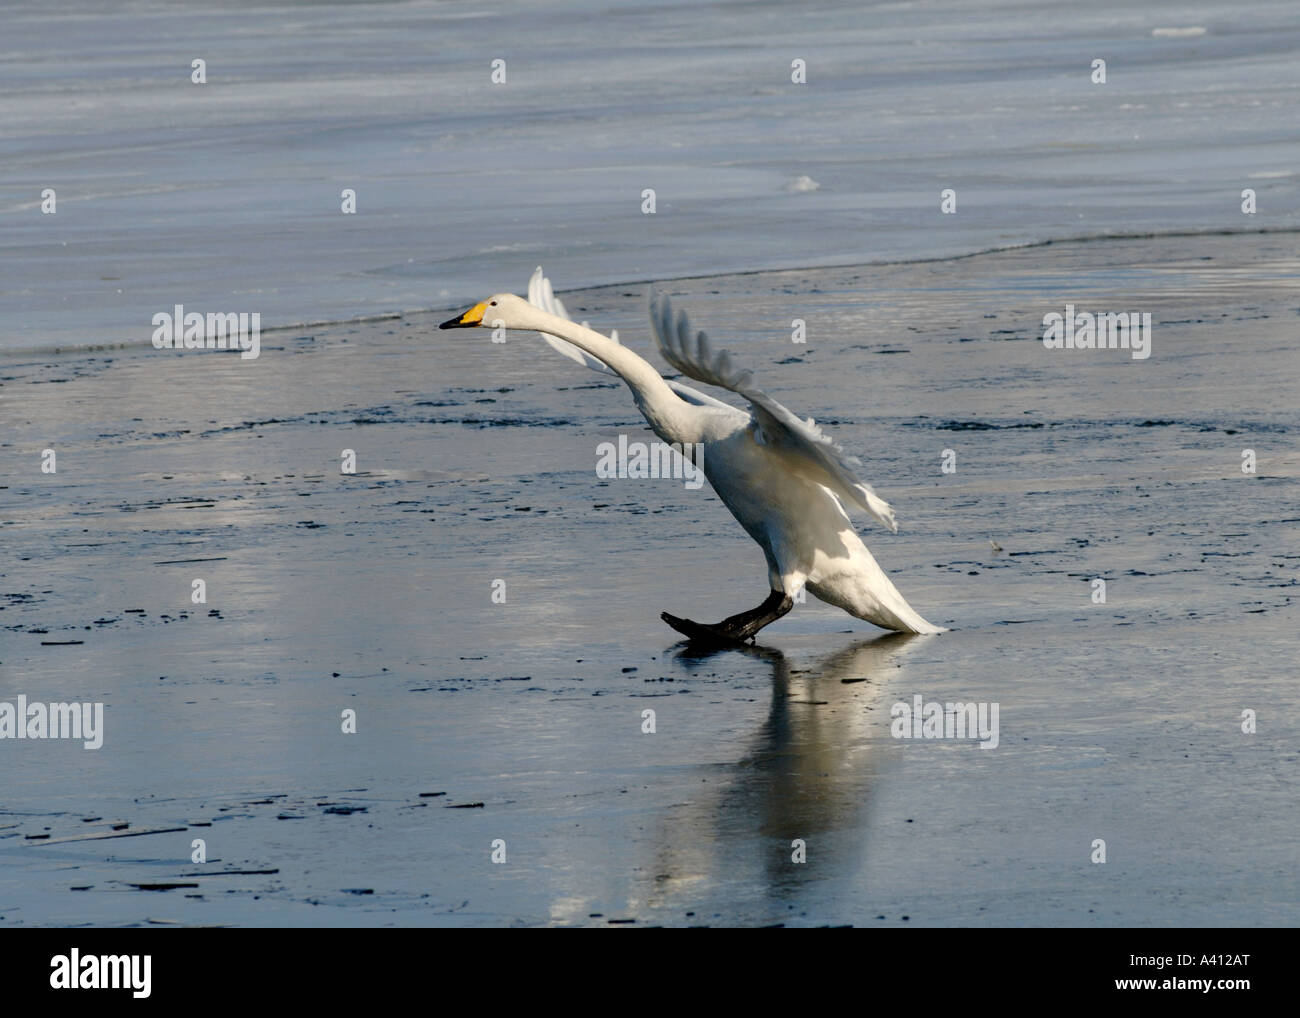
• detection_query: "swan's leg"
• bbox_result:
[715,589,794,640]
[661,589,793,644]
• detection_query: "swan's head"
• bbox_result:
[438,292,533,331]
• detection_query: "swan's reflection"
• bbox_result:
[640,633,924,919]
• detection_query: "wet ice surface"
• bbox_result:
[3,0,1300,350]
[2,233,1297,926]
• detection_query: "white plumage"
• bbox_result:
[442,269,943,640]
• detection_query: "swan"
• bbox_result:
[439,268,944,641]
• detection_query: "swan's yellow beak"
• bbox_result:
[439,301,489,329]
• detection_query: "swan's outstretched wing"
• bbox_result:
[527,266,619,374]
[527,267,740,414]
[650,290,898,533]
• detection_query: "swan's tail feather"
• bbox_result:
[807,539,946,635]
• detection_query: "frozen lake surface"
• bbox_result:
[2,0,1299,350]
[2,232,1297,926]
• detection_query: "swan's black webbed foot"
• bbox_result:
[660,590,794,645]
[660,612,749,646]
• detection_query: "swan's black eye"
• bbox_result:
[490,301,497,306]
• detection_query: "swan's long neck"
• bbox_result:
[518,306,701,444]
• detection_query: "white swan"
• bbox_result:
[440,269,944,641]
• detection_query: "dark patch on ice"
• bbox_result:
[932,420,1046,431]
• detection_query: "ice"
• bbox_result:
[1,0,1297,352]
